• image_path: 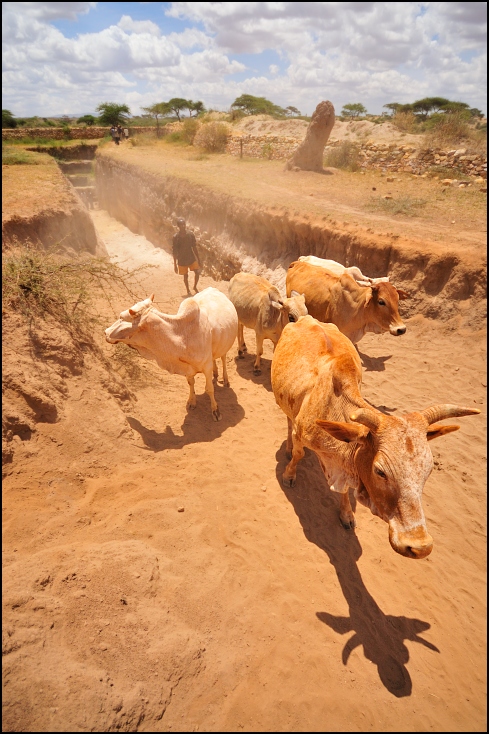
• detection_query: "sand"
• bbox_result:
[2,203,486,732]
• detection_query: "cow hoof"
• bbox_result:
[282,476,296,488]
[223,380,230,388]
[212,409,222,422]
[187,403,197,411]
[253,368,262,376]
[238,351,245,359]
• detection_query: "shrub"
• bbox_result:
[182,118,200,144]
[2,242,151,336]
[2,146,43,165]
[323,141,361,171]
[193,122,229,152]
[425,111,473,148]
[391,111,418,133]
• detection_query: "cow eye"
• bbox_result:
[375,466,387,478]
[378,299,386,306]
[288,314,296,323]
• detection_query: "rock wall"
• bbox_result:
[226,135,487,179]
[95,152,486,327]
[2,126,159,141]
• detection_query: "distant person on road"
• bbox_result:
[172,218,201,297]
[111,125,120,145]
[123,127,129,140]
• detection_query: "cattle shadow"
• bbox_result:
[357,349,392,372]
[234,354,274,392]
[126,384,245,451]
[274,442,439,698]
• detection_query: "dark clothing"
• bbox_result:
[173,230,198,267]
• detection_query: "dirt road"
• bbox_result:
[2,209,486,732]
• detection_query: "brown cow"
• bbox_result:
[286,260,409,344]
[271,316,479,558]
[228,272,307,375]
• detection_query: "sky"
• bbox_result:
[2,2,487,118]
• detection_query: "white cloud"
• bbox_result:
[1,2,486,117]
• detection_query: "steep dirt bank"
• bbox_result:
[2,156,105,256]
[2,210,486,732]
[95,150,486,328]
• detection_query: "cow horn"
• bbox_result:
[350,408,381,432]
[421,404,481,426]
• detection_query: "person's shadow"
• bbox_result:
[275,442,439,697]
[127,384,245,451]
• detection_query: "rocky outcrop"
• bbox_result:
[285,101,335,172]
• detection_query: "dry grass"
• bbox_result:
[366,195,428,217]
[324,141,361,171]
[182,118,200,144]
[2,146,45,165]
[193,122,230,152]
[391,112,419,133]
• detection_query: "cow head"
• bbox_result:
[270,290,308,325]
[105,294,155,344]
[364,282,409,336]
[317,404,480,559]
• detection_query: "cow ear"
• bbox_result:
[290,290,300,297]
[128,308,137,317]
[316,419,369,443]
[426,424,460,441]
[396,288,410,300]
[149,293,155,302]
[270,300,282,311]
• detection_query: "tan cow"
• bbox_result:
[286,260,408,344]
[105,288,238,421]
[271,316,479,558]
[298,255,389,286]
[228,272,307,375]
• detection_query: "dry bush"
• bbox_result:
[2,242,152,336]
[324,141,361,171]
[193,122,230,152]
[182,118,200,144]
[391,111,418,133]
[426,112,487,153]
[128,133,157,147]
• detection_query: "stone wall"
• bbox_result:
[226,134,487,179]
[2,126,159,141]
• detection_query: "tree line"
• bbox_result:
[3,95,484,129]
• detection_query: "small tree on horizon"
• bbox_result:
[341,103,367,118]
[285,106,301,117]
[2,109,17,128]
[96,102,131,126]
[230,94,286,117]
[142,102,173,133]
[76,114,97,126]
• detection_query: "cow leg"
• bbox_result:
[221,354,230,387]
[286,417,293,458]
[283,426,304,488]
[339,489,356,530]
[186,376,197,410]
[253,333,264,375]
[204,368,221,421]
[237,322,247,358]
[213,360,218,381]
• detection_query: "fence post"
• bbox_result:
[240,139,243,158]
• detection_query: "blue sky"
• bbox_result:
[2,2,487,118]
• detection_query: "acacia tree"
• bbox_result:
[230,94,285,116]
[285,105,301,117]
[96,102,131,126]
[187,100,206,117]
[76,114,97,126]
[167,98,189,121]
[341,103,367,118]
[2,109,17,128]
[142,102,172,134]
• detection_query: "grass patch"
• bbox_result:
[366,195,428,217]
[2,146,44,165]
[323,141,361,171]
[2,241,153,338]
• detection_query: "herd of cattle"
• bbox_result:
[105,256,480,560]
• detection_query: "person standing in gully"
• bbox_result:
[172,218,201,296]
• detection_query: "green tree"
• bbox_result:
[96,102,131,126]
[230,94,285,117]
[411,97,450,118]
[2,109,17,128]
[141,102,172,134]
[167,98,189,121]
[76,114,97,126]
[341,103,367,118]
[187,100,206,117]
[285,106,301,117]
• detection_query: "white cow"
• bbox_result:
[105,288,238,421]
[298,256,389,286]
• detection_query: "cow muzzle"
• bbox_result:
[389,324,406,336]
[388,523,433,559]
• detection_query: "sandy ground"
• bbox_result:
[2,206,486,732]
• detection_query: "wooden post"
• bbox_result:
[240,138,243,158]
